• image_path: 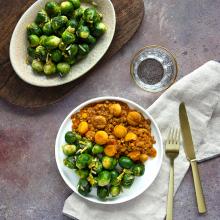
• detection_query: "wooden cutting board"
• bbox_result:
[0,0,144,108]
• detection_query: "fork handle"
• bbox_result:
[190,160,207,214]
[166,159,174,220]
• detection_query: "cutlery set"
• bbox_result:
[165,102,207,220]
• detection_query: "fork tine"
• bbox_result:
[170,128,175,144]
[166,128,172,145]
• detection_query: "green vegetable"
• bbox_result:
[132,164,145,176]
[92,144,103,154]
[45,36,61,50]
[67,18,78,28]
[102,156,117,170]
[74,7,85,20]
[122,173,135,188]
[45,1,61,17]
[62,144,76,156]
[86,35,96,45]
[83,8,101,24]
[28,35,40,47]
[51,16,68,31]
[35,45,47,61]
[92,22,107,37]
[110,170,119,180]
[51,49,63,63]
[77,25,90,39]
[68,0,80,9]
[39,35,48,46]
[27,47,36,58]
[76,169,89,178]
[31,59,44,72]
[27,22,42,36]
[119,156,134,169]
[61,1,74,15]
[65,131,76,144]
[59,41,66,51]
[64,56,77,65]
[62,30,76,44]
[97,170,111,186]
[57,62,71,75]
[69,44,78,57]
[42,21,53,35]
[78,178,91,196]
[87,173,98,186]
[35,9,49,25]
[43,61,56,75]
[76,153,92,169]
[63,156,76,169]
[89,158,102,174]
[97,187,109,199]
[110,186,120,197]
[78,44,90,56]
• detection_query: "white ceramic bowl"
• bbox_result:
[10,0,116,87]
[55,96,163,204]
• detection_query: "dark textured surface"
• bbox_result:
[0,0,220,219]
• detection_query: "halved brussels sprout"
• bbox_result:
[83,8,101,24]
[77,25,90,39]
[69,0,81,9]
[39,35,48,46]
[57,62,71,75]
[35,45,47,61]
[86,35,96,45]
[62,144,76,156]
[110,186,120,197]
[74,7,85,20]
[51,16,68,31]
[61,1,74,15]
[97,186,109,199]
[78,44,90,56]
[28,35,40,47]
[43,61,56,75]
[92,22,107,37]
[27,22,42,36]
[92,144,104,154]
[69,44,78,57]
[122,173,135,188]
[89,158,102,174]
[78,178,91,196]
[31,59,44,73]
[35,9,49,25]
[27,47,36,58]
[42,21,53,36]
[45,36,61,50]
[63,156,76,169]
[65,131,77,144]
[132,164,145,176]
[102,156,117,170]
[97,170,111,186]
[62,30,76,44]
[119,156,134,169]
[76,169,89,179]
[76,153,92,169]
[45,1,61,17]
[67,18,78,28]
[51,49,63,63]
[64,56,77,65]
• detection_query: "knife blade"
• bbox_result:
[179,102,207,214]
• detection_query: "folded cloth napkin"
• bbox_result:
[63,60,220,220]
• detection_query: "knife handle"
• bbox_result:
[190,160,207,214]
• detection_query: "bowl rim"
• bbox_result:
[9,0,116,87]
[55,96,163,204]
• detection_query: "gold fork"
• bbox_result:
[165,128,180,220]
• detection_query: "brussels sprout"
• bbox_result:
[27,22,42,36]
[86,35,96,45]
[45,36,61,50]
[110,170,119,180]
[64,56,77,65]
[89,158,102,174]
[78,178,91,196]
[27,47,36,58]
[61,1,74,15]
[51,16,68,31]
[78,44,90,56]
[67,18,78,28]
[76,153,92,169]
[35,45,47,61]
[65,131,76,144]
[62,144,76,156]
[35,9,49,25]
[69,0,80,9]
[45,1,61,17]
[76,169,89,178]
[92,22,107,37]
[92,144,104,154]
[51,49,62,63]
[59,41,66,51]
[119,156,134,169]
[102,156,117,170]
[28,35,40,47]
[57,62,71,75]
[63,156,76,169]
[74,7,85,20]
[110,186,120,197]
[122,173,135,188]
[42,21,53,35]
[97,170,111,186]
[97,187,109,199]
[132,164,145,176]
[77,25,90,39]
[43,61,56,75]
[68,44,78,57]
[62,30,76,44]
[39,35,48,46]
[78,139,93,153]
[83,8,100,24]
[87,173,98,186]
[31,59,44,73]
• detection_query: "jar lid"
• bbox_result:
[130,45,178,92]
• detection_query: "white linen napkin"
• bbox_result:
[63,61,220,220]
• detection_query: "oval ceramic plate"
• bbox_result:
[9,0,116,87]
[55,96,163,204]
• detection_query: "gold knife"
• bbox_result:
[179,102,207,214]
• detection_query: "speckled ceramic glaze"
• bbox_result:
[9,0,116,87]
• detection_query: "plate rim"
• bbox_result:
[9,0,116,87]
[55,96,163,204]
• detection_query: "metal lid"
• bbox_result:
[130,45,178,93]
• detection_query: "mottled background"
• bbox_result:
[0,0,220,219]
